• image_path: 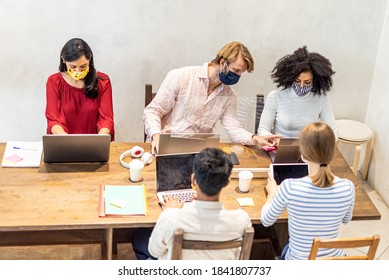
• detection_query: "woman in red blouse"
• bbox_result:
[45,38,114,140]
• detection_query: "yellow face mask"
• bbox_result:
[67,67,89,80]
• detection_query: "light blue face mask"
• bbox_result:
[219,62,240,85]
[292,82,312,97]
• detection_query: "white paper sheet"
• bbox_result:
[1,141,43,167]
[236,197,255,206]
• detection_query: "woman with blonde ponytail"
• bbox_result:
[261,122,355,260]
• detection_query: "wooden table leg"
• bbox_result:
[105,228,113,260]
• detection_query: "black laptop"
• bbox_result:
[155,152,197,204]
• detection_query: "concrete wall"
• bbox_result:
[366,3,389,206]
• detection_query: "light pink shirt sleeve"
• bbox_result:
[219,95,254,145]
[143,69,179,139]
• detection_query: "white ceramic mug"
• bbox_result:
[129,159,144,182]
[238,170,253,192]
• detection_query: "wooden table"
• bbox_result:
[0,142,381,259]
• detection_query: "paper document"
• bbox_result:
[1,141,43,168]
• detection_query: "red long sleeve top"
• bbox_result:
[45,72,114,140]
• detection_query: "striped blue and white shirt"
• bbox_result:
[261,176,355,260]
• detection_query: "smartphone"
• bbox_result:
[228,152,240,165]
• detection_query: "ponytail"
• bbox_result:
[300,122,336,188]
[311,165,335,188]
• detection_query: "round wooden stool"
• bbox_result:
[335,119,373,180]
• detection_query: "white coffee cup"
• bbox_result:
[129,159,144,182]
[238,170,253,192]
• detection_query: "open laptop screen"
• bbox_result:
[156,153,196,192]
[42,134,110,163]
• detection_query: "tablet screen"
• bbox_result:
[271,163,308,185]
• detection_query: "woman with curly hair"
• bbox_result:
[257,46,338,139]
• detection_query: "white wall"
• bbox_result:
[0,0,388,204]
[366,4,389,206]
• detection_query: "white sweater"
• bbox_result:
[257,87,338,138]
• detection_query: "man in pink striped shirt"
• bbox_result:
[144,42,278,152]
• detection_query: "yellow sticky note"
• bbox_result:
[110,199,127,208]
[236,198,254,206]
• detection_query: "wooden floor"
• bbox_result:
[0,243,136,260]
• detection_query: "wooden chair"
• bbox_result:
[308,234,380,260]
[254,94,265,134]
[144,84,157,142]
[171,227,255,260]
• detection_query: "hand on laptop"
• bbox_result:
[161,196,184,209]
[98,128,110,135]
[151,133,160,155]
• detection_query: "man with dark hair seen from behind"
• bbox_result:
[131,148,252,260]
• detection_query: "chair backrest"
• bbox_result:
[170,226,254,260]
[144,84,157,142]
[308,234,380,260]
[254,94,265,134]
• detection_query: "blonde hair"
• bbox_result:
[211,41,254,72]
[300,122,336,188]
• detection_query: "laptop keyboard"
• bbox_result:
[160,190,196,203]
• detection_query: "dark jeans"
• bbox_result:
[131,228,157,260]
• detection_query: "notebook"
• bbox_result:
[155,152,197,205]
[42,134,110,163]
[268,137,301,163]
[98,184,148,217]
[157,133,220,155]
[270,163,309,185]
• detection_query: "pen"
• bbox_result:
[13,146,38,151]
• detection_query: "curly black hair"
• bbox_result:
[271,46,335,95]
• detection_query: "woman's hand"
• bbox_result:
[265,171,279,200]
